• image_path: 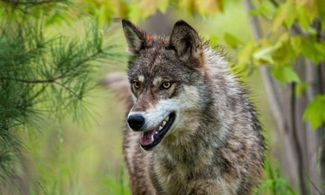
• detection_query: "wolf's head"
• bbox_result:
[122,20,212,150]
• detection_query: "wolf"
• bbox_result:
[105,19,265,195]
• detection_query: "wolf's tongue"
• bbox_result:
[139,130,155,146]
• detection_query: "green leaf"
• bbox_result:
[272,1,295,32]
[301,39,325,64]
[296,0,319,25]
[303,95,325,129]
[140,0,168,18]
[223,32,241,48]
[158,0,170,13]
[296,6,312,29]
[197,0,223,15]
[290,36,302,56]
[253,46,277,65]
[208,35,220,48]
[249,1,276,19]
[272,33,296,66]
[284,1,296,28]
[235,41,257,76]
[128,3,142,23]
[239,42,256,65]
[271,66,300,84]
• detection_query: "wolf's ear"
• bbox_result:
[122,19,145,54]
[169,20,203,65]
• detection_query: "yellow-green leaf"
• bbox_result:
[140,0,161,18]
[253,46,278,65]
[272,3,287,32]
[271,66,300,84]
[128,3,142,23]
[197,0,223,15]
[303,95,325,129]
[224,32,241,48]
[158,0,170,13]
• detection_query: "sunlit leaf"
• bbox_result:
[296,5,312,29]
[290,36,302,56]
[271,66,300,84]
[295,0,319,22]
[272,3,288,32]
[197,0,223,15]
[158,0,170,13]
[223,32,241,48]
[178,0,197,15]
[303,95,325,129]
[235,41,257,75]
[140,0,157,18]
[208,34,220,48]
[272,33,297,65]
[301,39,325,64]
[253,46,278,65]
[285,2,296,28]
[249,1,276,19]
[112,0,129,18]
[238,42,256,66]
[128,3,142,23]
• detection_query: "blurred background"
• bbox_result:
[0,0,324,194]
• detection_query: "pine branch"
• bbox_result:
[53,80,81,99]
[1,0,66,6]
[0,0,124,185]
[0,76,60,84]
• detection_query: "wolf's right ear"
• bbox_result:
[169,20,203,66]
[122,19,146,54]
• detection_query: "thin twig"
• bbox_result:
[1,0,65,6]
[291,82,307,195]
[53,81,81,100]
[0,76,60,84]
[0,75,81,99]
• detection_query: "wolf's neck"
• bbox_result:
[157,107,226,166]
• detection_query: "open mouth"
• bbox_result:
[139,112,176,150]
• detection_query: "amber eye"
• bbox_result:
[133,81,141,90]
[161,81,172,90]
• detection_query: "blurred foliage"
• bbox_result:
[304,95,325,129]
[241,0,325,130]
[74,0,325,129]
[1,0,325,194]
[76,0,224,26]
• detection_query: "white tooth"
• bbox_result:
[159,126,163,131]
[162,121,166,126]
[155,131,159,134]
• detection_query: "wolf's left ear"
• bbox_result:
[122,19,146,54]
[169,20,203,66]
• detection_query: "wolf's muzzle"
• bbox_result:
[127,114,145,131]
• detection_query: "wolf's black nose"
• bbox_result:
[127,114,145,131]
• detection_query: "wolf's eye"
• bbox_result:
[132,81,141,90]
[161,81,172,90]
